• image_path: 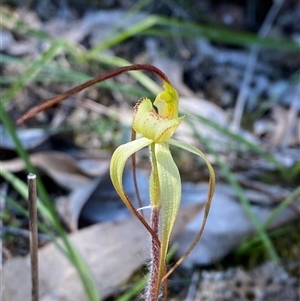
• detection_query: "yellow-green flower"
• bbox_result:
[16,62,214,301]
[110,80,215,295]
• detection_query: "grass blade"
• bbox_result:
[0,105,100,301]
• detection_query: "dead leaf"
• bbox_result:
[1,205,201,301]
[56,177,102,231]
[57,168,150,230]
[0,125,51,150]
[1,151,109,190]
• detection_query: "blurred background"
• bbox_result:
[1,0,300,300]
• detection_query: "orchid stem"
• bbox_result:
[147,206,161,301]
[17,63,214,301]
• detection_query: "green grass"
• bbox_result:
[1,2,299,299]
[0,131,100,300]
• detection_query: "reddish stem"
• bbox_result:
[16,64,168,296]
[16,64,171,124]
[146,206,161,301]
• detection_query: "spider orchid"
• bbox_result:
[17,65,215,301]
[109,77,215,300]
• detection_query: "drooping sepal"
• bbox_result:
[110,137,152,211]
[153,142,182,284]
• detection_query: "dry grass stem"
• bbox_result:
[28,173,39,301]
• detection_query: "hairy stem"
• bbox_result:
[146,206,161,301]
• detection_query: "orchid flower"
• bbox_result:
[109,75,215,300]
[17,64,215,301]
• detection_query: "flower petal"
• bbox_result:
[132,98,184,143]
[110,137,152,210]
[161,138,215,281]
[153,142,181,282]
[153,81,179,119]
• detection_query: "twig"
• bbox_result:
[231,0,285,132]
[28,173,39,301]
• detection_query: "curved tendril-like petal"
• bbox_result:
[132,98,184,143]
[161,138,215,281]
[110,137,152,211]
[153,142,181,284]
[169,139,216,189]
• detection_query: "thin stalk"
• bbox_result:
[146,207,161,301]
[0,107,100,301]
[28,173,39,301]
[17,64,170,124]
[146,143,167,301]
[16,64,176,300]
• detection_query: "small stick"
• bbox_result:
[28,173,39,301]
[16,64,171,124]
